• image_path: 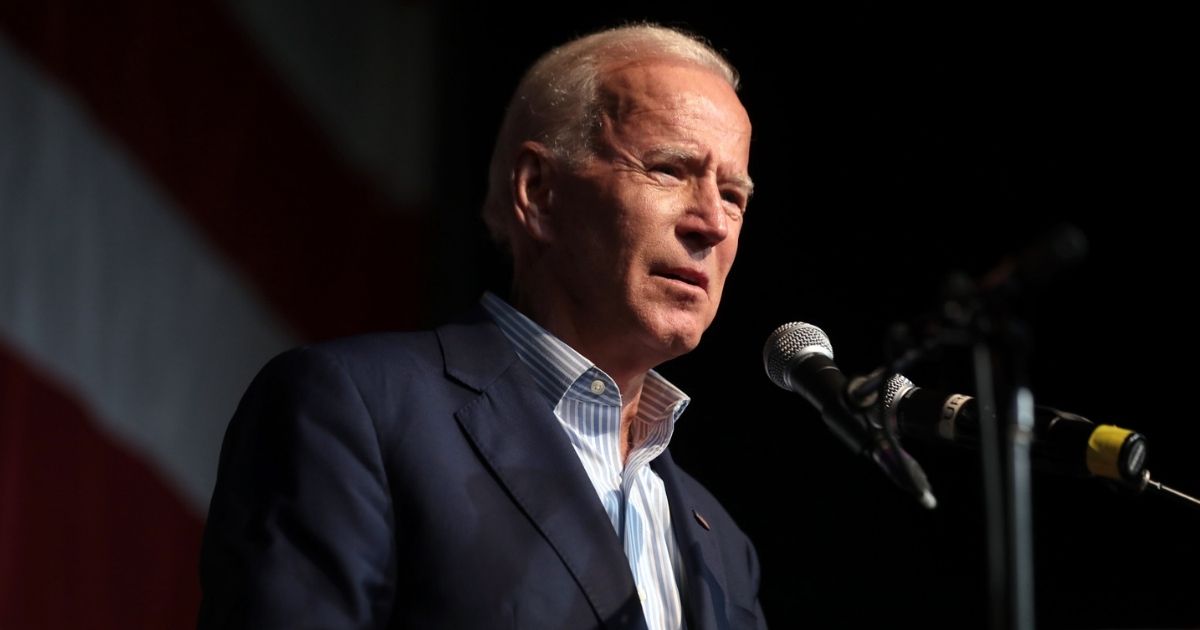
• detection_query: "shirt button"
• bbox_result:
[590,379,606,395]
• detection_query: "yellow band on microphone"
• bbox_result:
[1086,424,1134,480]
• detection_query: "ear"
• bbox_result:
[511,141,557,244]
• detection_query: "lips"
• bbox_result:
[653,266,709,292]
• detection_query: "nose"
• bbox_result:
[676,179,729,251]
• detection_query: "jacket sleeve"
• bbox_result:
[197,347,396,629]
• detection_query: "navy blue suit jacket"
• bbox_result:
[198,308,766,629]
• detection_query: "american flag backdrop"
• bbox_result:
[1,2,437,627]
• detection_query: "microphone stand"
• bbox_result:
[854,223,1200,628]
[967,314,1034,630]
[861,225,1088,630]
[936,225,1087,630]
[859,308,1035,630]
[849,314,1036,630]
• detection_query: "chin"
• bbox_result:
[644,313,710,359]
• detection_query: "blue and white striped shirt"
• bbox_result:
[481,292,689,630]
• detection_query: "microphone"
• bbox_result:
[763,322,871,454]
[882,374,1148,484]
[764,322,937,508]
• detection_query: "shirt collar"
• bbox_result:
[480,292,690,423]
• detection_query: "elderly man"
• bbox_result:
[199,24,764,630]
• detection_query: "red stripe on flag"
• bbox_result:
[0,341,204,630]
[0,0,427,341]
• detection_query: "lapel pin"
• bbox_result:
[692,509,710,531]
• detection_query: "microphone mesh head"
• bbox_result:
[763,322,834,390]
[883,373,916,411]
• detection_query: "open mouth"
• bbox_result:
[655,268,708,292]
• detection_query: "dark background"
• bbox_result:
[428,4,1197,628]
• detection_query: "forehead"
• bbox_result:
[596,59,752,148]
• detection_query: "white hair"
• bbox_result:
[481,24,740,252]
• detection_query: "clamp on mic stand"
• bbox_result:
[847,370,937,510]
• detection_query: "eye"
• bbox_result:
[721,190,747,212]
[648,163,684,180]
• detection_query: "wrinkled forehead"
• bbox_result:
[592,59,753,174]
[596,57,748,124]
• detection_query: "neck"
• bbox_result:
[511,285,657,397]
[618,384,645,464]
[511,285,653,463]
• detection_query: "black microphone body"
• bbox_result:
[781,352,875,456]
[888,382,1147,483]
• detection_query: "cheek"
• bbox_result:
[706,238,741,301]
[717,231,741,273]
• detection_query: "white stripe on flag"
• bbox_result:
[0,34,298,511]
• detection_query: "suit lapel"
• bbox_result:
[437,310,647,629]
[653,451,730,630]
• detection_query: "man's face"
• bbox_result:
[544,59,753,365]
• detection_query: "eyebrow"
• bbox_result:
[728,173,755,199]
[643,146,755,197]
